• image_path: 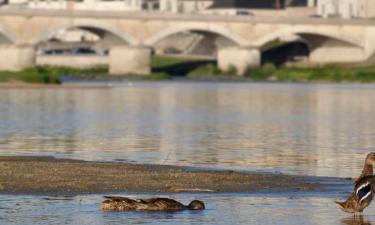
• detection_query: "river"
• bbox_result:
[1,82,375,224]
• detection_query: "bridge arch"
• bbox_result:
[252,26,366,65]
[254,27,363,49]
[32,22,137,46]
[0,25,17,44]
[144,24,250,47]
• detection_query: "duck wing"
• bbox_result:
[354,176,375,204]
[103,196,137,204]
[143,198,186,210]
[102,196,141,211]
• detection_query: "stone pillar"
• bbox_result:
[109,45,151,75]
[0,44,35,71]
[218,47,260,75]
[309,46,366,64]
[308,0,315,7]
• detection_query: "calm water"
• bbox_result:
[1,82,375,224]
[1,192,375,225]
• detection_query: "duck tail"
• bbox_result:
[334,200,346,209]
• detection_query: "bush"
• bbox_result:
[0,66,109,84]
[262,63,277,74]
[187,64,222,78]
[243,68,269,80]
[224,65,238,76]
[356,72,375,82]
[243,63,275,80]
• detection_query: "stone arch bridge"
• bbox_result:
[1,8,375,75]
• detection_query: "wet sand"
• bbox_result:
[0,156,327,195]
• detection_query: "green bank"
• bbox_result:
[1,56,375,83]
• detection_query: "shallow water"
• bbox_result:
[1,82,375,224]
[1,82,375,178]
[1,192,375,225]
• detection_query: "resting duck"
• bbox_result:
[335,152,375,214]
[101,196,205,211]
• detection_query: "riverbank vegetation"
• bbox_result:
[1,56,375,84]
[0,66,107,84]
[244,63,375,83]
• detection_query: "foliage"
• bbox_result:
[187,64,222,78]
[0,66,108,84]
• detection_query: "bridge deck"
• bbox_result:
[0,8,373,26]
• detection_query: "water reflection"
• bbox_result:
[0,83,375,177]
[2,193,375,225]
[342,215,372,225]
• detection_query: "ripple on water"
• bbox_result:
[1,193,375,225]
[1,83,375,224]
[1,83,375,178]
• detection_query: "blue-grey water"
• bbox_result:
[1,82,375,224]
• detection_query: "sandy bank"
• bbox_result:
[0,156,327,195]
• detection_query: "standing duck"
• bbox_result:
[335,152,375,214]
[335,175,375,214]
[101,196,205,211]
[355,153,375,182]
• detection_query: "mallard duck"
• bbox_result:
[335,152,375,214]
[355,153,375,182]
[101,196,205,211]
[335,176,375,214]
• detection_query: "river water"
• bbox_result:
[1,82,375,224]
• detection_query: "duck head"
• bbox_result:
[188,200,205,210]
[365,152,375,166]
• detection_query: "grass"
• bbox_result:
[2,56,375,84]
[187,64,222,78]
[244,64,375,82]
[0,66,108,84]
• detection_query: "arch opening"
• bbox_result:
[35,25,132,68]
[0,29,14,45]
[153,29,239,58]
[151,29,240,76]
[260,33,362,66]
[0,34,12,45]
[36,26,129,56]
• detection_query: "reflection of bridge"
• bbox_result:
[1,8,375,75]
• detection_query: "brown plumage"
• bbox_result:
[335,192,368,214]
[335,153,375,214]
[101,196,205,211]
[355,153,375,183]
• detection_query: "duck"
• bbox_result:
[101,196,205,211]
[335,152,375,214]
[355,153,375,182]
[335,175,375,214]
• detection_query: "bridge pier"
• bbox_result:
[218,47,260,75]
[109,46,151,75]
[0,45,35,71]
[309,46,366,64]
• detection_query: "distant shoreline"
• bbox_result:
[0,156,329,195]
[1,56,375,85]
